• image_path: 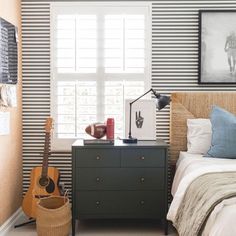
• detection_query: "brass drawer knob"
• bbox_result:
[96,177,100,182]
[140,200,145,205]
[140,156,145,160]
[140,177,145,182]
[96,156,101,160]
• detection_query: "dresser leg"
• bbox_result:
[72,219,76,236]
[164,219,168,235]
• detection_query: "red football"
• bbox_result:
[85,123,106,139]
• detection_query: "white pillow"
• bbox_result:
[187,119,212,154]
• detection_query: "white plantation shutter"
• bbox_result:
[105,15,145,73]
[76,15,97,73]
[57,81,76,138]
[56,81,97,139]
[51,2,151,150]
[56,15,97,73]
[56,16,76,73]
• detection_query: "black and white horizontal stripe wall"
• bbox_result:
[21,1,72,195]
[21,0,236,194]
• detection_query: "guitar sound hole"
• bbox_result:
[38,177,55,194]
[38,177,49,187]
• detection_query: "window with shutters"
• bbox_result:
[51,2,151,150]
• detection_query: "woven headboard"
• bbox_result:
[170,92,236,164]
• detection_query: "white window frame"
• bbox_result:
[50,2,152,150]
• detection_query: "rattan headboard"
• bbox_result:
[170,92,236,164]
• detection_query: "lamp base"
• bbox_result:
[123,137,137,144]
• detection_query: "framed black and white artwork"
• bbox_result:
[199,10,236,84]
[0,17,18,84]
[125,99,156,140]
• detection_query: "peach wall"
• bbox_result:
[0,0,22,226]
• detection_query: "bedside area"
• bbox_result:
[72,139,169,236]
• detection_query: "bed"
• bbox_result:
[167,92,236,236]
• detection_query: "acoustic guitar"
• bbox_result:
[22,118,60,218]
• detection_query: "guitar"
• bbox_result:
[22,118,60,218]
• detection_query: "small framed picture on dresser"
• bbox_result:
[199,10,236,84]
[125,99,156,140]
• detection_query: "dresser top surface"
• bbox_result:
[72,139,168,148]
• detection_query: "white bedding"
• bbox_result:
[167,152,236,236]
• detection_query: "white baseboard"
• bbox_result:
[0,208,24,236]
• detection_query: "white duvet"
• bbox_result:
[167,152,236,236]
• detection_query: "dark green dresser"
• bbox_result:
[72,140,169,235]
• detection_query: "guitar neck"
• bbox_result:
[41,132,50,177]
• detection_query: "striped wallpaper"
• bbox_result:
[21,0,236,194]
[21,2,72,195]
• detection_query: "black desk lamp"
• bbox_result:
[123,88,171,144]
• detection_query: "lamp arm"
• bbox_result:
[130,88,158,105]
[128,88,159,139]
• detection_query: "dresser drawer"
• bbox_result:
[76,168,164,190]
[77,191,164,217]
[75,149,120,167]
[121,148,165,167]
[121,191,165,216]
[122,168,165,190]
[76,168,121,190]
[77,191,122,215]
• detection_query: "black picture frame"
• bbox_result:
[199,10,236,84]
[0,17,18,84]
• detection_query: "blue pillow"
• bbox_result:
[207,105,236,159]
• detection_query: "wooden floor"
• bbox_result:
[8,214,177,236]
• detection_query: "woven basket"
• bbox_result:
[36,196,71,236]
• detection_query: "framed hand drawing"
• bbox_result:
[199,10,236,84]
[125,99,156,140]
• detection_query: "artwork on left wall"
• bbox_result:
[0,17,18,84]
[0,84,17,107]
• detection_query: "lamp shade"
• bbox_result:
[156,95,171,110]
